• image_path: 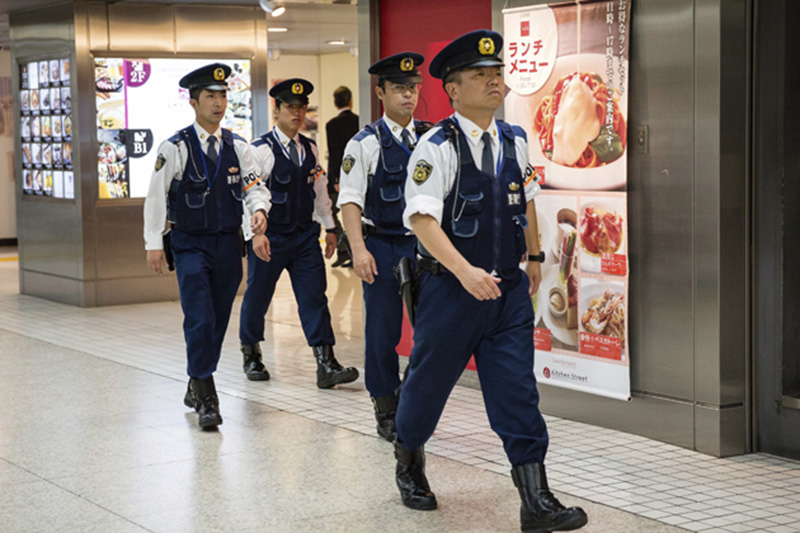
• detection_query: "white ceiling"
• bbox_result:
[0,0,358,55]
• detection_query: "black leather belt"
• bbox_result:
[417,255,447,275]
[362,223,379,238]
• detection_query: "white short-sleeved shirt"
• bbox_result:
[246,125,335,239]
[403,112,540,229]
[143,122,270,250]
[337,114,417,226]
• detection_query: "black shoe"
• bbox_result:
[313,345,359,389]
[512,463,588,532]
[372,394,398,442]
[184,379,198,410]
[190,376,223,430]
[241,343,270,381]
[395,442,437,511]
[332,255,351,268]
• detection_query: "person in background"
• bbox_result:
[338,53,425,442]
[325,85,360,267]
[391,31,588,533]
[143,63,270,430]
[238,78,359,389]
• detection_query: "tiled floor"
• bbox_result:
[1,248,800,532]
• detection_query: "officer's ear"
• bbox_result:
[374,84,385,102]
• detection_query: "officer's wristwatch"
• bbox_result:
[527,252,545,263]
[326,227,338,235]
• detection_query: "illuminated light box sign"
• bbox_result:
[94,58,252,199]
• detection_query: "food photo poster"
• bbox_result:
[504,0,632,400]
[95,58,252,199]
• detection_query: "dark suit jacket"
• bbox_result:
[325,109,360,194]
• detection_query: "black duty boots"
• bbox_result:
[394,442,437,511]
[312,345,359,389]
[183,375,223,430]
[241,343,270,381]
[372,394,398,442]
[512,463,588,532]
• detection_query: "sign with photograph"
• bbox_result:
[19,57,73,199]
[504,0,632,400]
[94,58,253,199]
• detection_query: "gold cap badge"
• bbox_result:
[292,82,304,95]
[400,57,414,72]
[213,68,225,81]
[478,37,495,56]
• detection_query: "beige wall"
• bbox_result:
[0,50,15,240]
[266,51,359,172]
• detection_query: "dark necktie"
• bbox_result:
[288,139,300,166]
[207,135,218,165]
[401,128,415,151]
[481,132,495,177]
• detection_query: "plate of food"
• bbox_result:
[31,89,40,110]
[505,54,627,190]
[578,197,625,273]
[21,90,30,111]
[64,116,72,137]
[537,265,579,347]
[579,281,625,343]
[98,100,125,129]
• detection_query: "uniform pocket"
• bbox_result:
[379,186,403,202]
[458,191,484,215]
[451,218,479,238]
[269,190,289,224]
[273,173,291,185]
[179,191,207,230]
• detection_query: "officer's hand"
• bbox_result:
[250,210,267,235]
[324,232,337,259]
[146,250,167,275]
[252,234,271,262]
[456,265,502,301]
[353,248,378,284]
[334,183,340,193]
[526,261,542,296]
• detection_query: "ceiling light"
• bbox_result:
[268,27,288,33]
[259,0,286,17]
[327,40,346,46]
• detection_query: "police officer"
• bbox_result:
[338,52,425,441]
[144,63,270,430]
[239,78,359,388]
[393,31,588,532]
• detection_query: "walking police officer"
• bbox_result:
[392,31,588,533]
[338,52,425,441]
[239,78,359,388]
[144,63,270,430]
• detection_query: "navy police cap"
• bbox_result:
[368,52,424,84]
[429,30,504,80]
[269,78,314,105]
[179,62,231,91]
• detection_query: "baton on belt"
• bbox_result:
[162,233,175,272]
[393,255,416,328]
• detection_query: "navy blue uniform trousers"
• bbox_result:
[239,223,335,347]
[395,270,549,466]
[362,233,416,398]
[171,228,243,380]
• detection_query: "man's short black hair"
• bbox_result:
[333,86,352,109]
[190,87,202,101]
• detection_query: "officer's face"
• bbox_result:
[276,101,307,135]
[446,66,504,112]
[190,89,227,127]
[376,82,420,121]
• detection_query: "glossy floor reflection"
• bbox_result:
[1,250,798,532]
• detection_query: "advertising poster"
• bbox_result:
[95,58,253,199]
[504,0,632,400]
[19,57,73,199]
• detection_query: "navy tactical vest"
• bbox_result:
[253,131,318,234]
[167,126,243,234]
[362,118,422,235]
[436,117,528,280]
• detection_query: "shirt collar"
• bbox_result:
[453,112,499,149]
[382,114,416,141]
[193,122,221,143]
[338,108,351,115]
[273,125,300,146]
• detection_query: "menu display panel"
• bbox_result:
[94,58,253,199]
[19,57,73,199]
